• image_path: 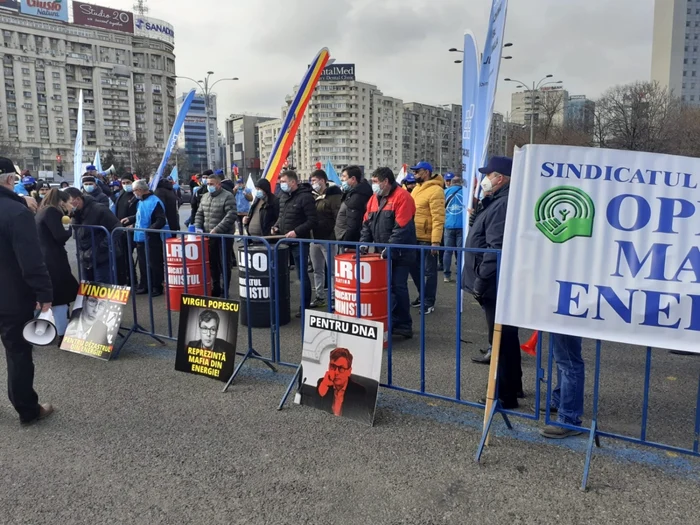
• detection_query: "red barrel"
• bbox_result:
[165,237,211,312]
[334,253,388,345]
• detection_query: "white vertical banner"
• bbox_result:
[73,89,84,188]
[497,145,700,354]
[461,30,480,233]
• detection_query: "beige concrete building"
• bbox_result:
[510,87,569,128]
[652,0,694,101]
[402,102,462,174]
[0,9,175,178]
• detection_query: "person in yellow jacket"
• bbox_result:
[408,161,445,314]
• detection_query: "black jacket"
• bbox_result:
[274,183,318,238]
[462,185,509,298]
[35,206,79,306]
[72,195,120,266]
[114,191,138,221]
[85,185,111,207]
[0,186,53,314]
[312,184,343,240]
[246,193,280,237]
[335,179,373,242]
[190,185,208,219]
[299,375,378,426]
[155,179,180,232]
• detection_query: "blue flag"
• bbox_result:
[325,159,341,185]
[461,31,480,234]
[150,89,196,191]
[170,166,179,183]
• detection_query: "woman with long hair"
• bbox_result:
[35,188,79,343]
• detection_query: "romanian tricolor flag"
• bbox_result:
[264,47,331,189]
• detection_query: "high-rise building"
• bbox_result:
[285,73,403,176]
[178,92,219,172]
[257,118,283,173]
[488,112,508,159]
[225,114,276,181]
[565,95,596,136]
[0,6,176,177]
[402,102,462,174]
[651,0,686,100]
[511,87,569,128]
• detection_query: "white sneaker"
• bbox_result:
[444,277,452,283]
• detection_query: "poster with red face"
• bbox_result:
[296,310,383,426]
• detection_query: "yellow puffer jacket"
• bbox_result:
[411,174,445,243]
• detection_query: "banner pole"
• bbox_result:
[482,323,503,446]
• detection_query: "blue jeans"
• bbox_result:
[551,334,585,425]
[391,263,412,331]
[409,242,437,307]
[442,228,463,278]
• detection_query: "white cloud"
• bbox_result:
[108,0,654,122]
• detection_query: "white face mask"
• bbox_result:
[480,175,494,194]
[372,183,382,196]
[312,182,321,192]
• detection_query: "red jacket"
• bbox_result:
[360,183,417,263]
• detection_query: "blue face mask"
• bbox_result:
[341,180,351,192]
[83,184,95,193]
[207,185,217,194]
[255,190,264,200]
[372,183,382,196]
[123,184,133,193]
[280,182,290,193]
[201,178,208,185]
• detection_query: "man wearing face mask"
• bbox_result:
[114,175,139,286]
[272,170,318,314]
[81,174,110,207]
[244,178,279,236]
[463,156,522,410]
[233,178,253,234]
[360,167,417,339]
[335,165,373,244]
[190,169,212,227]
[408,161,445,315]
[194,171,237,298]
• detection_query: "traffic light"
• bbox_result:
[57,164,63,179]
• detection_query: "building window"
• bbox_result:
[52,72,60,79]
[23,91,31,97]
[22,67,29,75]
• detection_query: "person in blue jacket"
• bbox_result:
[121,180,168,297]
[443,175,464,283]
[232,178,253,234]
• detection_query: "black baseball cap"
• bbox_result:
[0,157,19,176]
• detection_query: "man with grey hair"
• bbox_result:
[121,179,168,296]
[0,157,55,424]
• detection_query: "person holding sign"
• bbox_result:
[463,156,522,410]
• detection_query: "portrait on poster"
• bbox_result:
[61,282,130,360]
[296,311,383,426]
[175,295,239,382]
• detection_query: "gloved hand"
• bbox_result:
[468,209,477,227]
[359,245,369,255]
[472,290,485,306]
[380,248,388,259]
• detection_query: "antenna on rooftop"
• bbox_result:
[133,0,149,16]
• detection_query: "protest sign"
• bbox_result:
[175,295,239,382]
[497,145,700,354]
[61,282,130,360]
[295,310,383,426]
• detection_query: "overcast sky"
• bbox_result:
[109,0,654,123]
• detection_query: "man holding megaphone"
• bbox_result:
[0,157,55,425]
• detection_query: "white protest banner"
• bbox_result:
[496,145,700,354]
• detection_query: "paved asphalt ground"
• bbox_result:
[1,205,699,524]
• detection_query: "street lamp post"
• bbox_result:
[176,73,238,170]
[504,76,562,144]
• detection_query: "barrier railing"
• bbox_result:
[69,228,700,490]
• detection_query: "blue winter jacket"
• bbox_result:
[444,185,464,230]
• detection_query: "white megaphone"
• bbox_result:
[100,165,116,177]
[22,309,57,346]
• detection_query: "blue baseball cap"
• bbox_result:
[86,165,96,171]
[21,176,36,185]
[410,161,433,173]
[444,172,455,181]
[479,156,513,176]
[403,173,416,184]
[110,181,121,187]
[214,169,224,176]
[236,179,244,184]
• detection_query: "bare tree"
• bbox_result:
[593,81,681,153]
[537,91,566,142]
[0,138,21,162]
[129,135,160,180]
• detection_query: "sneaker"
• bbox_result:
[410,298,421,308]
[540,424,582,439]
[310,298,326,309]
[21,403,54,425]
[540,405,559,414]
[444,277,452,283]
[423,306,435,315]
[471,350,491,364]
